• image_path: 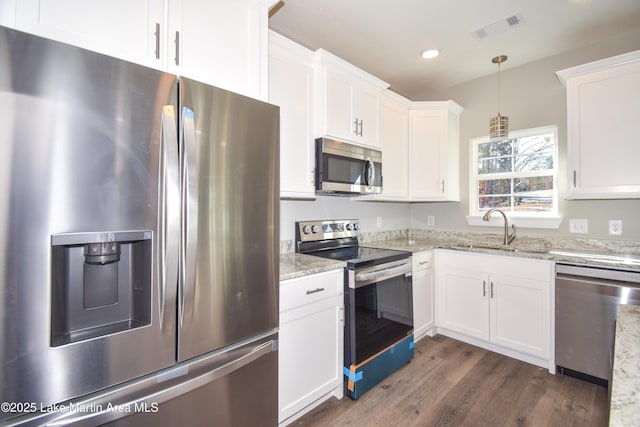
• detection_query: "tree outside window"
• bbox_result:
[471,126,558,216]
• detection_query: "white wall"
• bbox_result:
[412,28,640,241]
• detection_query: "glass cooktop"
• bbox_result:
[308,246,410,268]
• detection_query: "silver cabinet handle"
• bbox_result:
[482,280,486,297]
[441,179,445,193]
[358,119,363,136]
[174,31,180,65]
[573,170,577,188]
[180,107,198,327]
[490,282,494,298]
[353,118,359,135]
[419,260,429,265]
[306,287,325,295]
[159,105,180,330]
[154,23,160,59]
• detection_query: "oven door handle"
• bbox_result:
[354,263,411,288]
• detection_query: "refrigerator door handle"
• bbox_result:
[159,105,180,329]
[44,340,277,427]
[180,107,198,327]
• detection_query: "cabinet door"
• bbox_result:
[410,109,447,199]
[412,253,434,341]
[378,94,409,199]
[437,266,489,341]
[352,85,379,148]
[409,102,461,201]
[278,294,343,424]
[269,33,316,199]
[324,68,354,140]
[564,57,640,198]
[489,274,550,359]
[13,0,164,69]
[170,0,266,99]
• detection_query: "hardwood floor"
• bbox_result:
[289,335,609,427]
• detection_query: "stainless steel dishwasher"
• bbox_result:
[555,263,640,386]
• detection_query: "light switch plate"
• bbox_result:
[569,218,588,234]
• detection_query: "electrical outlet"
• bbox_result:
[376,216,382,228]
[569,218,588,234]
[609,220,622,236]
[427,216,435,227]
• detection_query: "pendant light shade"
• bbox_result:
[490,55,509,140]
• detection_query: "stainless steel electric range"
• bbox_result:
[296,219,414,399]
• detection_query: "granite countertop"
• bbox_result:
[279,229,640,281]
[610,304,640,426]
[363,236,640,271]
[279,252,346,281]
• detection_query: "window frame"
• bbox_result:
[466,125,563,229]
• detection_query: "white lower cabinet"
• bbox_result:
[278,269,344,426]
[412,251,434,341]
[435,250,553,370]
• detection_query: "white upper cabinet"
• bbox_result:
[376,91,410,200]
[268,31,316,199]
[315,49,389,148]
[12,0,165,69]
[169,0,270,99]
[409,101,463,201]
[6,0,271,100]
[557,50,640,199]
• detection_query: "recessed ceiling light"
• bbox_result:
[421,49,440,59]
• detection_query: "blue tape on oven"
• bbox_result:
[343,367,363,382]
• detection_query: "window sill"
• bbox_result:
[466,215,563,229]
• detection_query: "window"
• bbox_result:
[469,125,560,228]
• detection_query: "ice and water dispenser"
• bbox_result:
[50,231,152,346]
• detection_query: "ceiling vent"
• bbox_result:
[472,12,525,40]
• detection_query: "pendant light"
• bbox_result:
[489,55,509,140]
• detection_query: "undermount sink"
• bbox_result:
[453,243,549,254]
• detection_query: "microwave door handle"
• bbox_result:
[365,159,374,188]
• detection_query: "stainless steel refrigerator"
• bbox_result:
[0,26,279,426]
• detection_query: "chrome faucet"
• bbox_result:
[482,208,516,245]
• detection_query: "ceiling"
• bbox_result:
[268,0,640,100]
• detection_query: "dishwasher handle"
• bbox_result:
[556,264,640,285]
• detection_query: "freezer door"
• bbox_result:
[0,27,178,419]
[3,333,278,427]
[178,78,279,361]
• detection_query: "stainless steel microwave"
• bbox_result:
[315,137,382,195]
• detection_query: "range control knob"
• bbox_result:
[302,225,312,234]
[311,225,320,233]
[353,222,360,230]
[346,223,354,231]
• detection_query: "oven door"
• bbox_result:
[315,138,382,194]
[346,259,413,365]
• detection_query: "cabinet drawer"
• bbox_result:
[412,251,433,272]
[280,269,343,312]
[436,250,552,283]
